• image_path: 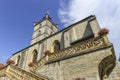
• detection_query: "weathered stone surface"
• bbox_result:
[0,14,120,80]
[36,46,116,80]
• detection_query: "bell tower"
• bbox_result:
[31,13,58,45]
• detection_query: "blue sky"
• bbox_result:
[0,0,120,64]
[0,0,62,63]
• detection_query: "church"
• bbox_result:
[0,13,120,80]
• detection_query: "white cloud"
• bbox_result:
[58,0,120,61]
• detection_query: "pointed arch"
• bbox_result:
[51,40,60,53]
[32,49,38,63]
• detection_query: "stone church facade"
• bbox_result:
[0,13,120,80]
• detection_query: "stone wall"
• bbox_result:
[9,16,99,72]
[35,46,114,80]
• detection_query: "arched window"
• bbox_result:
[16,55,21,66]
[54,42,60,52]
[51,40,61,53]
[32,49,38,63]
[53,40,60,52]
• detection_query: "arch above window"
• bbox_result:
[51,40,60,53]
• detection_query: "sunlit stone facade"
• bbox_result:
[0,14,120,80]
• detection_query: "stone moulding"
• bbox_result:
[30,35,112,71]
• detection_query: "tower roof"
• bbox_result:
[34,12,58,28]
[43,12,51,20]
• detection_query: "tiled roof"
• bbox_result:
[0,64,4,68]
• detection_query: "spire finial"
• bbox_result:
[44,9,51,20]
[46,9,49,15]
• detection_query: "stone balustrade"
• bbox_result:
[0,65,48,80]
[31,35,111,71]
